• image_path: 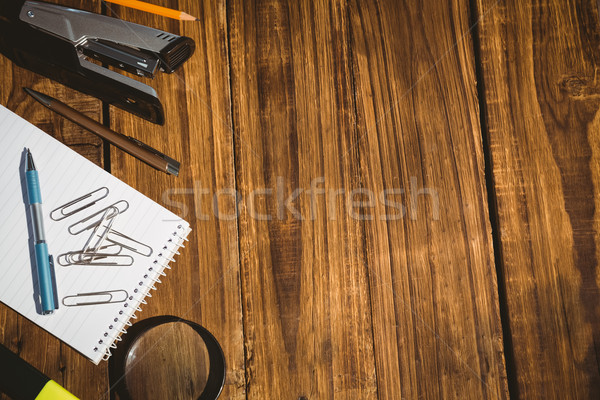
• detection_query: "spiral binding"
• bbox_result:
[94,224,191,361]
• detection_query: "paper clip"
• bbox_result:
[57,252,134,267]
[56,243,122,265]
[106,230,153,257]
[68,200,129,235]
[81,206,118,255]
[62,290,129,307]
[89,243,124,256]
[50,187,109,221]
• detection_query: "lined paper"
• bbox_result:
[0,106,190,364]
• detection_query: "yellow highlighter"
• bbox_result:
[0,343,79,400]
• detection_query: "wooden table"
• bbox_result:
[1,0,599,399]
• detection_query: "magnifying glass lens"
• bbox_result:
[124,322,211,400]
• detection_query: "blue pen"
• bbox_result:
[25,149,57,315]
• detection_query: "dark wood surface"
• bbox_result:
[349,0,509,397]
[228,0,378,397]
[0,0,597,399]
[475,0,600,398]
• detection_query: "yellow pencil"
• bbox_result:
[103,0,198,21]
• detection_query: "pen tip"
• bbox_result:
[23,87,53,107]
[25,148,36,170]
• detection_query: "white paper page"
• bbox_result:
[0,106,190,364]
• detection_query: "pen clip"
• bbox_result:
[48,255,59,311]
[127,136,180,169]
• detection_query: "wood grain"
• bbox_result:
[5,0,597,398]
[349,0,508,398]
[107,1,246,399]
[475,0,600,397]
[0,1,107,399]
[229,0,509,397]
[228,0,377,397]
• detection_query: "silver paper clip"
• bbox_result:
[57,243,133,267]
[68,200,129,235]
[56,243,123,265]
[57,251,134,267]
[62,290,129,307]
[81,206,117,255]
[106,230,153,257]
[50,187,109,221]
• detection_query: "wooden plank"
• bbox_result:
[228,0,377,397]
[349,0,509,398]
[0,1,107,398]
[475,0,600,397]
[106,1,246,399]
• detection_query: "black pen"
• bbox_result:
[24,88,180,176]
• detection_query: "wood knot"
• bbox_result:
[559,74,600,98]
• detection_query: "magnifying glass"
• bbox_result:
[109,316,226,400]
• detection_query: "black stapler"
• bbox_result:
[0,1,195,125]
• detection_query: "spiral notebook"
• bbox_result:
[0,105,190,364]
